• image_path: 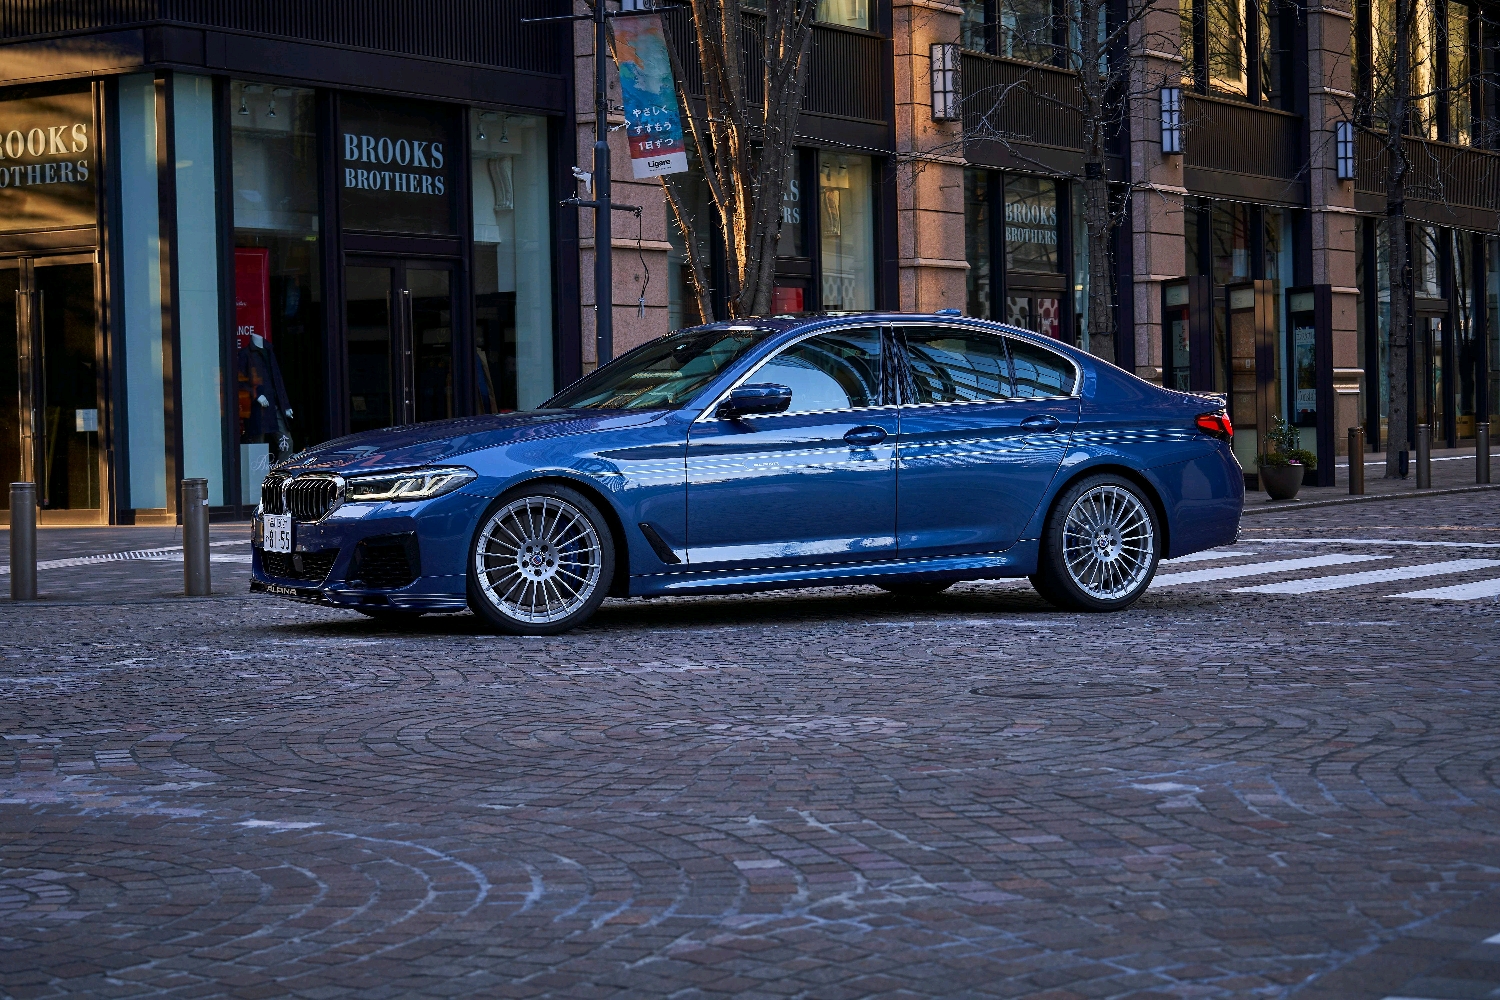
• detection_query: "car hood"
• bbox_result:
[276,410,665,474]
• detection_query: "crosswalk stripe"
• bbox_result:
[1164,550,1253,564]
[1392,577,1500,601]
[1151,554,1388,587]
[1233,559,1500,595]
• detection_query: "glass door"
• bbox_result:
[343,258,454,434]
[3,255,102,519]
[1417,314,1445,440]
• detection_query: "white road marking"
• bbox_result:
[1151,554,1388,587]
[0,541,246,574]
[1243,537,1500,550]
[1484,931,1500,944]
[1233,560,1500,595]
[1392,577,1500,601]
[1164,550,1253,564]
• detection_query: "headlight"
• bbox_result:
[344,467,476,503]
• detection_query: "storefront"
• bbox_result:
[0,66,569,523]
[1357,219,1496,453]
[667,146,888,328]
[963,167,1085,346]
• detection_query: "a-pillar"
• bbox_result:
[1305,0,1362,454]
[574,2,673,373]
[1126,9,1189,383]
[892,0,968,312]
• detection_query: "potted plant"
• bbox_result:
[1259,415,1317,501]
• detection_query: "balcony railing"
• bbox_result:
[1354,128,1500,211]
[960,50,1085,151]
[0,0,567,76]
[662,9,886,124]
[1182,94,1302,180]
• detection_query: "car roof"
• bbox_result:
[687,312,1092,362]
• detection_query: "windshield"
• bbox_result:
[544,327,771,410]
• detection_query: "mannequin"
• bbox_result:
[238,332,295,461]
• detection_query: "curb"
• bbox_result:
[1242,482,1500,515]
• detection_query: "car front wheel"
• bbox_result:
[467,484,615,635]
[1031,474,1159,612]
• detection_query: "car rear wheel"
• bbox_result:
[467,484,615,635]
[877,581,954,599]
[1030,474,1159,612]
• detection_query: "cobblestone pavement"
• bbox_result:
[1,494,1498,999]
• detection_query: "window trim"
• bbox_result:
[895,322,1083,406]
[694,324,895,422]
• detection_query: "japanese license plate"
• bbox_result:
[263,513,292,554]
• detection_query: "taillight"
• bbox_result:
[1196,411,1233,438]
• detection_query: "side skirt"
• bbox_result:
[628,541,1040,598]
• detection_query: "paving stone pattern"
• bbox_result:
[1,495,1499,998]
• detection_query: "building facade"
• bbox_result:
[1,0,1494,525]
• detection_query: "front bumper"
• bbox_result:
[250,490,490,612]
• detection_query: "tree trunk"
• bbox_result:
[1384,0,1413,476]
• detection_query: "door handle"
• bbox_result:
[844,425,888,445]
[1020,414,1061,432]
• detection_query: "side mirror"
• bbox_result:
[716,383,792,419]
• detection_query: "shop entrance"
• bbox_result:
[0,254,104,521]
[343,258,456,435]
[1414,310,1449,444]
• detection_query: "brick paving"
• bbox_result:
[0,494,1498,998]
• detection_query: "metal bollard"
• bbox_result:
[9,483,36,601]
[1479,423,1491,485]
[1416,425,1432,489]
[1348,426,1365,495]
[181,478,211,597]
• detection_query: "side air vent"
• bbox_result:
[347,533,421,589]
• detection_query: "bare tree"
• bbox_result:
[659,0,821,319]
[1375,0,1417,475]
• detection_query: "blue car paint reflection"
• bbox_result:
[250,314,1243,612]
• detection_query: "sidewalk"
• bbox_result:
[1244,445,1497,513]
[0,522,251,604]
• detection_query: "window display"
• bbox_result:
[232,81,323,483]
[471,110,554,411]
[819,152,874,311]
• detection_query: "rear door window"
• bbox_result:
[1007,338,1077,397]
[900,328,1012,403]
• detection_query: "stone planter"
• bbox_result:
[1260,464,1304,501]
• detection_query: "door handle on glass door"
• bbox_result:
[1020,414,1061,432]
[844,426,888,445]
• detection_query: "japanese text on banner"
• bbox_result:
[609,14,689,178]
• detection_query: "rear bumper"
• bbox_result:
[249,490,488,612]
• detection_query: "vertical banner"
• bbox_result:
[234,247,271,349]
[609,14,689,178]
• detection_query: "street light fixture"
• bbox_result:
[1336,121,1355,181]
[930,43,960,121]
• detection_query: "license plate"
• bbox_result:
[264,513,292,554]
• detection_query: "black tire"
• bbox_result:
[1030,473,1161,612]
[466,483,615,636]
[877,581,955,599]
[353,607,427,622]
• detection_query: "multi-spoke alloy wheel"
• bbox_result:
[1032,475,1159,612]
[468,486,614,634]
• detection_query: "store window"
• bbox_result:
[999,0,1056,63]
[817,0,869,29]
[1488,237,1500,421]
[1005,175,1059,273]
[231,81,323,493]
[1453,232,1478,439]
[819,152,874,311]
[471,111,554,412]
[1448,2,1471,144]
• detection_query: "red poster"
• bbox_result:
[235,247,271,349]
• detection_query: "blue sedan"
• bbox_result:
[251,314,1243,633]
